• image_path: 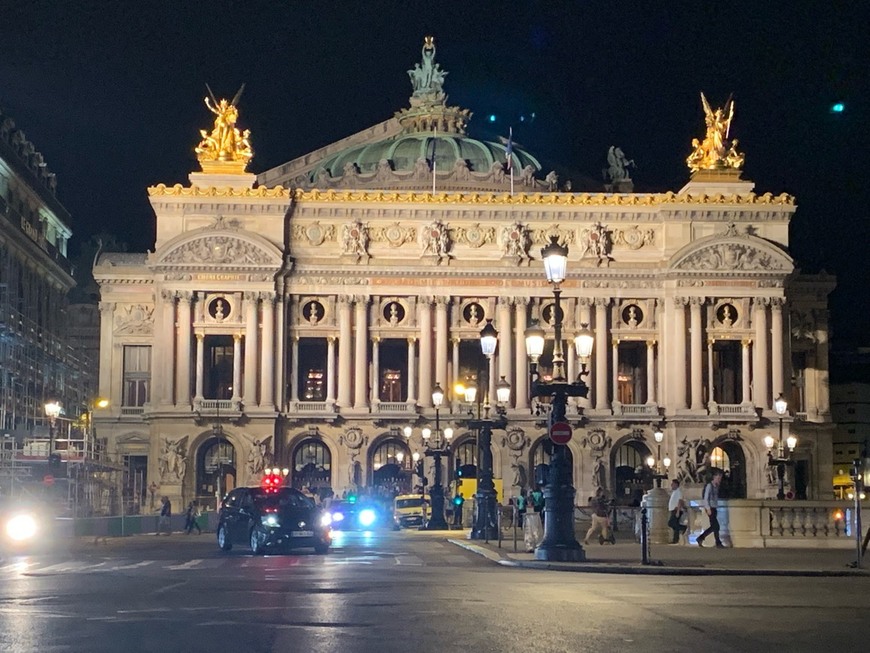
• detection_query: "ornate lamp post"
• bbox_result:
[646,427,671,489]
[419,383,452,530]
[44,401,62,461]
[470,320,510,541]
[524,235,593,562]
[765,393,796,500]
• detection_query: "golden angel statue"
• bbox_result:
[195,84,253,168]
[686,92,744,173]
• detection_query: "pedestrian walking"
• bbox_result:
[157,496,172,536]
[530,485,544,526]
[516,490,527,528]
[667,479,688,544]
[452,492,465,528]
[697,471,725,548]
[184,501,202,535]
[583,488,612,545]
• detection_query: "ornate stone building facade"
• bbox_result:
[94,40,834,511]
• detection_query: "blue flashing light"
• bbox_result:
[831,102,845,113]
[488,114,497,123]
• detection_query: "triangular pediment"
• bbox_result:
[670,230,793,274]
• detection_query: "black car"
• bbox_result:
[216,486,331,555]
[327,500,380,531]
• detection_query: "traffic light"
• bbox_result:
[453,495,463,506]
[48,453,62,475]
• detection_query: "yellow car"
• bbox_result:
[392,494,429,529]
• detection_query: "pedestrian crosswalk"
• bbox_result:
[0,549,478,578]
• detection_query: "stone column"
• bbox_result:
[275,287,286,410]
[594,298,609,410]
[406,338,417,404]
[497,297,513,401]
[175,291,193,407]
[243,292,259,407]
[770,298,785,399]
[354,297,369,409]
[514,299,529,410]
[451,337,461,408]
[753,298,769,410]
[232,334,242,403]
[98,302,115,402]
[418,298,433,407]
[689,297,704,411]
[337,297,353,408]
[611,338,619,405]
[646,340,656,405]
[488,355,497,404]
[158,290,176,405]
[435,297,449,397]
[707,339,714,404]
[195,334,204,401]
[260,292,276,408]
[741,338,752,404]
[371,338,380,405]
[291,337,300,403]
[672,298,688,410]
[326,337,336,403]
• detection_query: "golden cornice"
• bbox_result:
[146,184,795,206]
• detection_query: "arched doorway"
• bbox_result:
[453,439,477,480]
[196,438,236,510]
[292,439,332,495]
[612,440,652,506]
[529,437,574,486]
[710,440,747,499]
[370,439,412,496]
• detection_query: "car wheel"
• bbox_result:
[217,524,232,551]
[314,541,329,555]
[250,528,266,555]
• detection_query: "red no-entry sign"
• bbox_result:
[43,474,55,486]
[549,421,573,445]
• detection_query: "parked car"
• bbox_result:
[216,486,331,555]
[392,494,429,530]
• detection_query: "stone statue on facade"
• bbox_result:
[195,85,253,167]
[159,436,188,482]
[422,220,451,261]
[247,437,273,477]
[502,222,531,260]
[342,219,369,261]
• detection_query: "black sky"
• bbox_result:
[0,1,866,342]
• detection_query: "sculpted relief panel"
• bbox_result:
[162,236,274,265]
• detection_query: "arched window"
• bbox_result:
[196,438,236,510]
[453,439,477,479]
[292,440,331,492]
[710,442,746,499]
[529,437,573,485]
[612,441,652,506]
[370,439,411,493]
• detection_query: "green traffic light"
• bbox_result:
[831,102,845,113]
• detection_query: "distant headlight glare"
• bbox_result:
[320,513,333,527]
[359,509,376,527]
[6,514,38,542]
[261,514,280,527]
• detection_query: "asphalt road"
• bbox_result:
[1,529,868,653]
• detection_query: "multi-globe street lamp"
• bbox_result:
[764,393,797,500]
[404,384,453,530]
[469,319,510,541]
[44,401,62,461]
[523,235,594,562]
[645,427,671,489]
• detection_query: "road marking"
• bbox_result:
[154,580,188,594]
[168,559,204,570]
[112,561,155,570]
[395,555,423,566]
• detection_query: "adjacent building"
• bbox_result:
[93,39,834,511]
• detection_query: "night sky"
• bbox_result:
[0,2,865,345]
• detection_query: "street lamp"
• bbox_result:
[470,321,510,541]
[764,393,796,500]
[44,401,62,461]
[418,383,452,530]
[523,235,593,562]
[646,427,670,489]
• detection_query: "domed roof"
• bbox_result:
[311,132,540,181]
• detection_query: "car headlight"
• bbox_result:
[331,512,345,522]
[261,514,280,527]
[359,509,376,527]
[320,513,333,527]
[6,514,38,542]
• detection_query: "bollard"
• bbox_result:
[641,506,650,565]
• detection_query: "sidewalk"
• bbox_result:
[447,530,870,577]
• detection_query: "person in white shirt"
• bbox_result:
[667,479,687,544]
[697,471,725,548]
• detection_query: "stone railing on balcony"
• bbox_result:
[709,402,758,420]
[681,499,855,548]
[374,401,413,415]
[612,402,660,418]
[291,401,336,414]
[195,398,237,414]
[120,406,144,416]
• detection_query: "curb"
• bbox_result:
[447,539,870,577]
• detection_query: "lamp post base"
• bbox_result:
[423,485,450,530]
[470,490,498,540]
[535,542,586,562]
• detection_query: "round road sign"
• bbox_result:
[43,474,55,487]
[549,421,573,445]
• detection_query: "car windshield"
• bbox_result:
[252,488,315,511]
[396,498,424,509]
